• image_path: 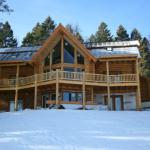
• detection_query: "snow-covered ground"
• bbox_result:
[0,110,150,150]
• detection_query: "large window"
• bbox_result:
[47,38,85,72]
[64,40,74,64]
[77,52,84,64]
[44,55,50,66]
[52,40,61,64]
[63,92,82,102]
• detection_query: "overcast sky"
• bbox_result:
[1,0,150,45]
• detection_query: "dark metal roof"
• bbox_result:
[0,46,41,61]
[0,40,141,62]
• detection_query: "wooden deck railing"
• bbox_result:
[0,71,137,89]
[37,71,56,82]
[59,71,107,83]
[0,79,16,88]
[109,74,137,83]
[18,75,35,86]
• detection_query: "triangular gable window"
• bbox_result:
[52,40,61,64]
[64,40,74,64]
[44,38,85,66]
[77,51,84,64]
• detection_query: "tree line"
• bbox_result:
[88,22,142,43]
[0,18,144,47]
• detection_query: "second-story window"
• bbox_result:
[52,40,61,64]
[77,52,84,64]
[64,40,74,64]
[44,55,50,66]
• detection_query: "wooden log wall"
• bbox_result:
[0,64,34,79]
[140,77,150,101]
[95,61,136,74]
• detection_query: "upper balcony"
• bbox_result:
[0,71,138,90]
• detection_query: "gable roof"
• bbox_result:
[32,24,96,63]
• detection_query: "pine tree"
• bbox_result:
[32,22,43,45]
[95,22,113,42]
[75,32,84,43]
[131,28,142,41]
[66,24,74,34]
[139,37,150,77]
[0,0,13,13]
[22,16,56,46]
[66,24,84,43]
[115,25,129,41]
[41,16,56,41]
[22,32,34,46]
[0,21,17,48]
[88,34,96,43]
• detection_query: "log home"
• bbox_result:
[0,24,147,111]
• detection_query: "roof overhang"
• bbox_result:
[0,60,32,66]
[98,54,139,62]
[86,40,140,49]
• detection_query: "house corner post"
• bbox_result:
[82,72,86,110]
[56,69,59,109]
[34,74,38,109]
[91,87,94,104]
[106,61,111,110]
[136,58,141,111]
[14,65,19,111]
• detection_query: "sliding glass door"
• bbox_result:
[63,92,82,103]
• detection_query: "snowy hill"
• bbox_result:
[0,110,150,150]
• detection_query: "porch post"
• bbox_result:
[91,87,94,104]
[0,67,1,78]
[106,61,111,110]
[136,58,141,110]
[34,74,38,109]
[56,69,59,108]
[14,89,18,111]
[82,72,86,109]
[14,65,19,111]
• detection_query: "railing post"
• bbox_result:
[14,65,19,111]
[34,74,38,109]
[106,61,111,110]
[91,87,94,104]
[56,69,59,108]
[136,58,141,110]
[82,72,86,110]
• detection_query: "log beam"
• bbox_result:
[82,72,86,109]
[106,61,111,110]
[34,74,38,109]
[56,69,59,108]
[91,87,94,104]
[136,58,141,110]
[14,65,19,111]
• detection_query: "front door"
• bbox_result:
[42,94,50,108]
[18,100,23,111]
[10,101,15,112]
[104,95,124,110]
[9,100,23,112]
[112,96,124,111]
